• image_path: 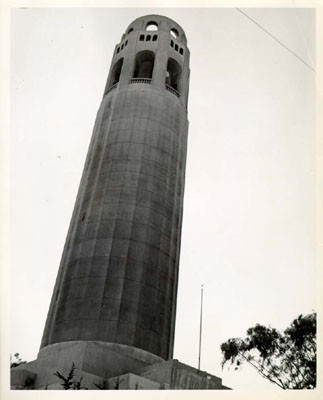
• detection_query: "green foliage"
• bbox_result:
[221,312,316,389]
[54,362,75,390]
[73,376,85,390]
[95,376,119,390]
[54,362,87,390]
[114,376,120,389]
[10,353,27,369]
[94,379,109,390]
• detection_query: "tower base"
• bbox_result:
[11,341,230,390]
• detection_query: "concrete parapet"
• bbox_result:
[11,368,37,390]
[11,340,163,389]
[134,359,231,389]
[11,344,230,390]
[108,373,165,389]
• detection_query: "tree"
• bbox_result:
[54,362,87,390]
[10,353,27,369]
[114,376,120,389]
[220,312,316,389]
[94,379,109,390]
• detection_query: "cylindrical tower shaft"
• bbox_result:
[41,15,190,361]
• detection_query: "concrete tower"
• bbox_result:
[40,13,189,367]
[11,15,230,390]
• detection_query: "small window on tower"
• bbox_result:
[121,43,124,50]
[127,27,134,35]
[179,48,184,55]
[146,35,151,41]
[175,44,178,51]
[116,47,120,53]
[152,35,158,41]
[139,34,145,41]
[146,21,158,31]
[170,28,179,38]
[170,40,174,48]
[125,40,128,46]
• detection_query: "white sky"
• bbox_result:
[8,6,318,391]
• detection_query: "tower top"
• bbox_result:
[122,14,187,45]
[106,13,190,108]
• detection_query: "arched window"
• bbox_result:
[166,58,182,92]
[175,44,178,51]
[139,34,145,41]
[127,27,134,35]
[152,35,158,42]
[146,35,151,41]
[109,58,124,86]
[170,40,174,48]
[179,48,183,55]
[146,21,158,31]
[170,28,179,38]
[133,51,155,79]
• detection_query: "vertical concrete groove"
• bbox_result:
[89,92,127,335]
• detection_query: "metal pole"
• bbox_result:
[198,284,204,370]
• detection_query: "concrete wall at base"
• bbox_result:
[108,373,167,389]
[134,359,231,389]
[11,344,231,390]
[11,341,163,389]
[11,369,37,390]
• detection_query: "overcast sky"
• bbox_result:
[9,7,317,391]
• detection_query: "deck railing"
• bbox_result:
[129,78,152,84]
[105,80,181,99]
[165,84,180,98]
[104,83,118,95]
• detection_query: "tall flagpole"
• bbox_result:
[198,284,204,370]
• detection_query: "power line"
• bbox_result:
[236,8,315,72]
[291,3,315,70]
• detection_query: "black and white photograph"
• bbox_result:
[3,3,320,396]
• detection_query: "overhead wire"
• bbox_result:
[291,2,316,71]
[236,8,316,73]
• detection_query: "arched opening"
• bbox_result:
[170,28,179,38]
[146,21,158,31]
[165,58,182,93]
[110,58,124,86]
[133,51,155,79]
[127,27,134,35]
[153,35,158,42]
[146,35,151,41]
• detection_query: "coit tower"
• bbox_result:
[41,14,190,365]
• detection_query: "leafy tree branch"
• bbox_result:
[221,312,316,389]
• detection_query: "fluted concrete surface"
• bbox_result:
[41,14,190,361]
